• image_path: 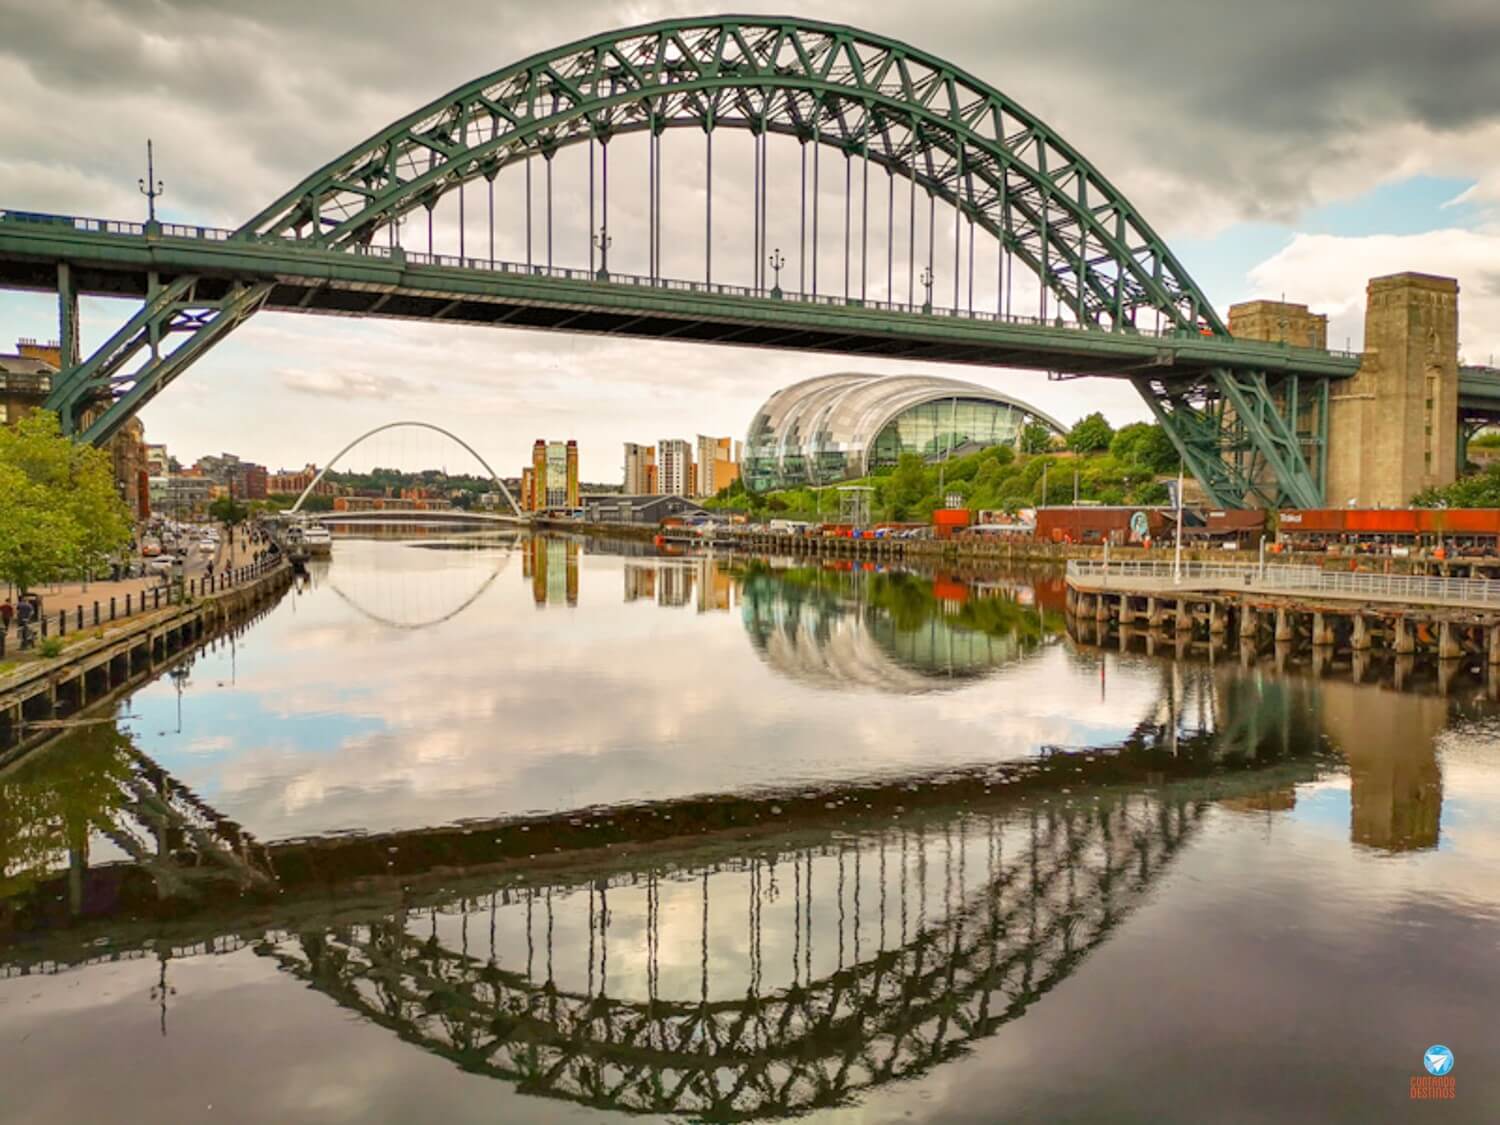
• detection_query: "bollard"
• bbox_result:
[153,589,159,609]
[94,601,99,626]
[58,610,65,637]
[76,606,83,631]
[126,593,133,615]
[110,596,116,621]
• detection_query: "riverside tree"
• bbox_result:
[0,411,131,595]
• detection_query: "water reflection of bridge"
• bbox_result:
[0,661,1340,1119]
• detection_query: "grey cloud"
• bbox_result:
[2,0,1498,231]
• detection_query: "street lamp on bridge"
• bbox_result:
[769,247,785,298]
[593,226,612,281]
[138,139,164,230]
[920,266,934,314]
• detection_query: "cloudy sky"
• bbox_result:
[1,0,1498,481]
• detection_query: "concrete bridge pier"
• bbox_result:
[1489,624,1500,666]
[1239,606,1258,644]
[1439,621,1462,661]
[1175,599,1193,633]
[1351,615,1372,651]
[1275,608,1294,644]
[1095,594,1111,623]
[1146,597,1164,628]
[1311,612,1335,647]
[1393,617,1416,656]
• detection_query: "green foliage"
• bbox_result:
[208,495,249,526]
[1413,463,1500,507]
[0,412,131,594]
[1110,422,1180,473]
[1067,412,1114,453]
[1468,431,1500,449]
[38,637,64,659]
[1020,423,1055,454]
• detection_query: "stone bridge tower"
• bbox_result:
[1327,273,1459,507]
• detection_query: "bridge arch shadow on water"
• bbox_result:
[0,662,1335,1120]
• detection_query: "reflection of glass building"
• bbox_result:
[745,373,1066,491]
[740,569,1044,692]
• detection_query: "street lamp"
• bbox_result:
[769,247,785,298]
[593,226,612,280]
[920,266,934,314]
[138,139,164,227]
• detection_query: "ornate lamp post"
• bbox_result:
[138,139,164,232]
[593,226,612,281]
[920,266,934,314]
[769,247,785,298]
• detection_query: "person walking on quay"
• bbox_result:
[0,599,11,632]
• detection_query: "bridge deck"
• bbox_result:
[0,216,1362,380]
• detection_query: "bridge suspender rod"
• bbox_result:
[761,131,769,290]
[1039,194,1048,321]
[968,214,975,315]
[601,140,609,264]
[427,210,433,257]
[887,166,894,304]
[524,159,531,269]
[654,132,662,280]
[589,138,596,276]
[752,130,760,289]
[647,125,655,280]
[705,130,712,284]
[458,181,465,260]
[954,144,962,311]
[860,141,869,303]
[799,142,806,295]
[546,155,554,271]
[908,166,916,307]
[488,176,495,265]
[927,191,935,305]
[843,153,851,302]
[811,124,819,296]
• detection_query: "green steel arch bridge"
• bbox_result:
[0,17,1360,506]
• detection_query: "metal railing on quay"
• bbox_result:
[0,552,281,660]
[1066,559,1500,607]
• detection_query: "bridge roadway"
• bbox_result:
[0,213,1360,380]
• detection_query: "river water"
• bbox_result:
[1,534,1496,1123]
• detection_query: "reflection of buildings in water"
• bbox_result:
[695,556,735,613]
[740,570,1043,693]
[657,563,693,607]
[523,537,579,607]
[622,562,656,602]
[1318,681,1445,852]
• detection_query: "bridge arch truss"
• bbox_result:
[31,16,1346,506]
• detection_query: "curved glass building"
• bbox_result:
[744,373,1066,491]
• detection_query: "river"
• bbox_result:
[1,534,1496,1122]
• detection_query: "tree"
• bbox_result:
[1110,421,1180,472]
[0,412,130,595]
[208,495,249,526]
[887,453,929,519]
[1067,412,1114,454]
[1020,423,1055,454]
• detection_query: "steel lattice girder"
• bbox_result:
[1134,370,1328,508]
[241,17,1222,336]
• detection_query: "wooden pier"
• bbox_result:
[1065,560,1500,683]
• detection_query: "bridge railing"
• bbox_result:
[1067,558,1500,607]
[0,208,1364,361]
